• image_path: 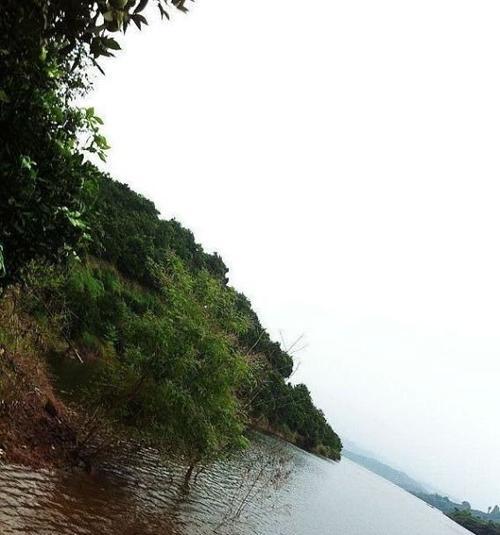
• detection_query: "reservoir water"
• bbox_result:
[0,433,472,534]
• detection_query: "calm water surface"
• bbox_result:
[0,434,472,535]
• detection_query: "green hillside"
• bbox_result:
[0,0,340,472]
[0,173,341,468]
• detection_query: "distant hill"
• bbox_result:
[343,450,428,494]
[415,494,500,524]
[342,443,500,535]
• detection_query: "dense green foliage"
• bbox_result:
[0,2,95,285]
[11,175,341,463]
[0,0,342,465]
[82,176,341,460]
[0,0,184,286]
[38,257,249,461]
[89,178,229,285]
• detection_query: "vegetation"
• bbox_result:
[449,511,500,535]
[414,493,500,534]
[90,177,342,460]
[345,454,500,535]
[337,449,500,534]
[416,493,500,525]
[0,0,341,466]
[0,0,185,287]
[0,173,342,466]
[416,493,474,515]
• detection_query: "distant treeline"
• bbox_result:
[415,493,500,523]
[448,511,500,535]
[342,447,500,535]
[414,494,500,535]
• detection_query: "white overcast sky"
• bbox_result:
[88,0,500,509]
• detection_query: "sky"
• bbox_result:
[88,0,500,509]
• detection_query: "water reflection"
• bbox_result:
[0,434,473,535]
[0,434,291,535]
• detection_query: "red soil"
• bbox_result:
[0,345,78,468]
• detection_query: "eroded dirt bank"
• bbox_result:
[0,346,79,468]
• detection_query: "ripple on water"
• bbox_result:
[0,434,475,535]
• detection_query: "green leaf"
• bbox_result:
[134,0,149,13]
[39,46,47,62]
[158,4,170,20]
[20,155,36,171]
[102,37,121,51]
[131,13,148,29]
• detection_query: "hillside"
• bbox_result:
[415,494,500,525]
[0,173,342,470]
[343,450,427,494]
[0,0,341,471]
[343,446,500,535]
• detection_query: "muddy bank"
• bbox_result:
[0,346,79,468]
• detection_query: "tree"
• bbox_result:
[450,510,500,535]
[0,0,187,287]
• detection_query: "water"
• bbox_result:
[0,434,472,535]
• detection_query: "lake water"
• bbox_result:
[0,433,472,535]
